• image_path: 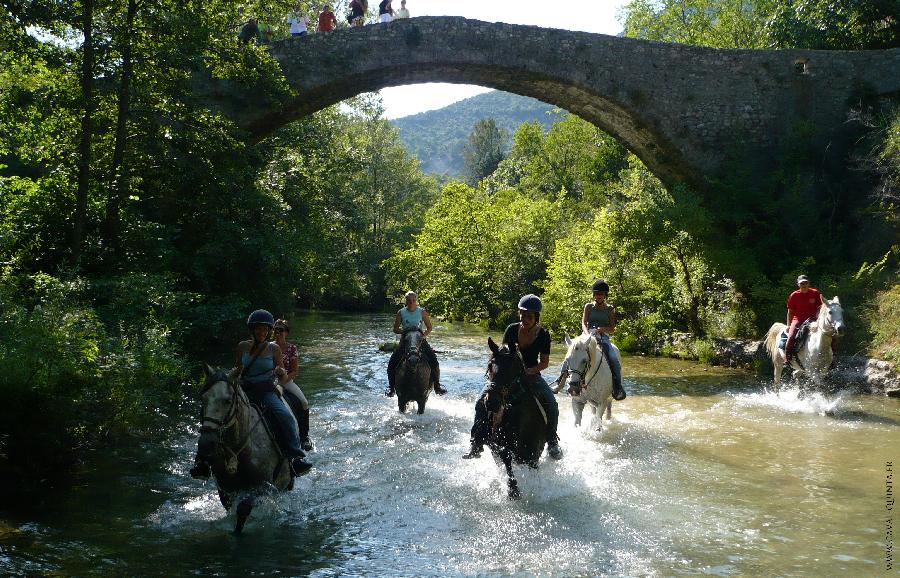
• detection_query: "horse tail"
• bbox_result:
[765,323,785,360]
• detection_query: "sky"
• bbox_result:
[379,0,630,119]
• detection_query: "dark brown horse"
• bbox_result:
[394,328,433,414]
[485,337,548,498]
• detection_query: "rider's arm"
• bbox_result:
[604,306,616,335]
[393,311,402,334]
[526,351,550,376]
[230,341,247,378]
[285,348,299,382]
[581,303,591,335]
[786,308,794,326]
[422,309,433,337]
[272,343,287,383]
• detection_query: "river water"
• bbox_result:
[2,313,898,576]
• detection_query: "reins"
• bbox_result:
[568,340,604,390]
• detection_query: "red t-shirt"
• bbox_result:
[317,11,337,31]
[787,288,822,322]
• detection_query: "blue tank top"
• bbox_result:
[241,342,275,385]
[399,306,424,331]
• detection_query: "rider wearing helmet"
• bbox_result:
[553,279,626,400]
[584,280,625,400]
[190,309,312,479]
[385,291,446,397]
[463,294,563,460]
[784,275,827,365]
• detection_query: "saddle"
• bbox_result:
[778,320,811,354]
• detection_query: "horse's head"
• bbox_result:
[486,336,524,407]
[822,297,846,338]
[197,364,241,462]
[563,333,596,396]
[401,327,424,353]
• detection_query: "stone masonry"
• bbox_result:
[206,17,900,192]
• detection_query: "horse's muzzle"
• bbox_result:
[567,378,583,396]
[197,431,218,458]
[835,323,846,337]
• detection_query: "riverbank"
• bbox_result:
[659,332,900,396]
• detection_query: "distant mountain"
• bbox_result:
[391,91,562,177]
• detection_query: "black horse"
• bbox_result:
[484,337,548,498]
[394,328,433,414]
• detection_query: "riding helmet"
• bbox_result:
[592,279,610,293]
[517,294,543,312]
[247,309,275,328]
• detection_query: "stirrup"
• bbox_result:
[547,442,563,460]
[300,437,314,452]
[433,382,448,395]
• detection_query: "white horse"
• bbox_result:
[556,333,615,431]
[764,297,846,389]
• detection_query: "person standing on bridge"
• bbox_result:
[378,0,394,23]
[317,5,337,32]
[288,11,309,36]
[395,0,409,18]
[349,0,368,27]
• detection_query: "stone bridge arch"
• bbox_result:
[210,17,900,191]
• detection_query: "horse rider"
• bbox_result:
[272,318,314,451]
[463,294,562,460]
[385,291,446,397]
[784,274,828,365]
[552,280,626,400]
[190,309,312,479]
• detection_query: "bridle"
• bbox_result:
[567,340,604,392]
[200,377,252,474]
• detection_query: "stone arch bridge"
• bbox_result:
[207,17,900,191]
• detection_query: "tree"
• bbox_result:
[463,118,508,185]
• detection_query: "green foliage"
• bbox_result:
[869,282,900,365]
[463,118,509,185]
[385,183,558,326]
[692,339,717,365]
[0,272,187,491]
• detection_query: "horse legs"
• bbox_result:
[234,496,255,534]
[218,489,233,511]
[773,357,784,391]
[416,396,426,415]
[501,449,519,499]
[605,402,612,421]
[572,399,586,427]
[397,395,408,413]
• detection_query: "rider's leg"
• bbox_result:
[463,386,491,458]
[601,339,626,401]
[784,318,800,363]
[528,375,562,459]
[257,391,312,476]
[282,382,313,451]
[386,347,401,396]
[422,340,446,395]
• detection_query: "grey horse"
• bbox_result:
[197,365,293,533]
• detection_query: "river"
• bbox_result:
[2,312,898,576]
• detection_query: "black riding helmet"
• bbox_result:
[247,309,275,328]
[592,279,610,294]
[517,294,542,312]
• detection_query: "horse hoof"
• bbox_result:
[508,486,521,499]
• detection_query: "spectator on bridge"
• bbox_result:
[288,11,309,36]
[317,5,337,32]
[379,0,394,23]
[349,0,367,27]
[238,17,259,43]
[395,0,410,18]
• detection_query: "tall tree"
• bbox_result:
[463,118,508,185]
[71,0,95,265]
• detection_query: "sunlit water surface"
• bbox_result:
[2,313,898,576]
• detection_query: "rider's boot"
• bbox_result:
[433,381,448,395]
[290,455,313,476]
[547,437,563,460]
[612,373,626,401]
[299,408,313,452]
[189,456,211,479]
[384,370,396,397]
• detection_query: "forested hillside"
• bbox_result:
[392,91,559,176]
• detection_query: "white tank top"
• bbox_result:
[399,306,424,331]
